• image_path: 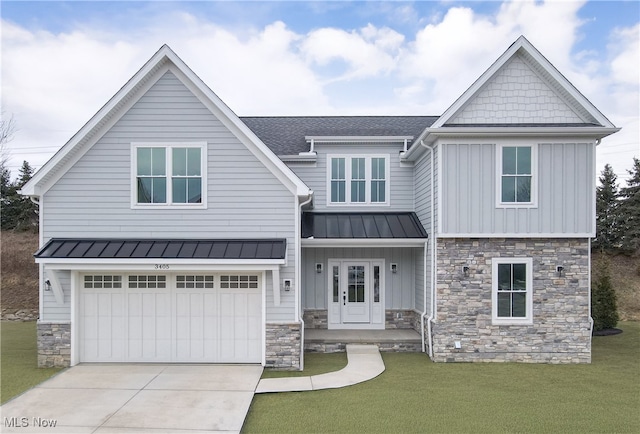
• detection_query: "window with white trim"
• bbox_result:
[498,145,536,207]
[132,143,206,207]
[84,275,122,289]
[328,155,389,205]
[492,258,533,325]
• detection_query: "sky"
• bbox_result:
[1,0,639,183]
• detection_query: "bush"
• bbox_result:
[591,259,619,331]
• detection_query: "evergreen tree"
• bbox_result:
[618,158,640,253]
[0,160,38,231]
[591,258,619,331]
[594,164,621,250]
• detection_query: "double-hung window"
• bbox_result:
[492,258,533,325]
[328,155,388,205]
[498,145,536,207]
[132,142,206,208]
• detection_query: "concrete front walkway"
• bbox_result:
[0,364,263,433]
[256,344,384,393]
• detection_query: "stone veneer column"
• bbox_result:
[265,323,301,369]
[37,322,71,367]
[431,238,591,363]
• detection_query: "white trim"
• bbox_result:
[326,154,390,206]
[495,143,538,208]
[130,142,208,209]
[39,262,283,271]
[301,238,428,248]
[272,268,280,307]
[491,257,533,325]
[306,136,413,143]
[591,141,597,234]
[70,271,79,366]
[327,258,385,330]
[437,143,443,235]
[438,233,594,238]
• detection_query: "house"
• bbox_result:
[20,36,619,369]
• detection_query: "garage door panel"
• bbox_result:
[81,274,262,363]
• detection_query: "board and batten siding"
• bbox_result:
[41,71,297,322]
[439,141,595,235]
[301,247,418,310]
[288,143,413,211]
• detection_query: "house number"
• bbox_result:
[154,264,170,270]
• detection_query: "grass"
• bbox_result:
[0,321,63,404]
[243,322,640,434]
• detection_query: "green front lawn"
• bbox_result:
[1,321,63,404]
[243,322,640,433]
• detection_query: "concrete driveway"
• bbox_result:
[0,364,263,433]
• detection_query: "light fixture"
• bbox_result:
[315,263,323,274]
[390,263,398,274]
[462,266,470,277]
[556,265,565,277]
[283,279,292,291]
[454,341,462,349]
[45,279,52,291]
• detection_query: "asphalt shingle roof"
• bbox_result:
[240,116,439,155]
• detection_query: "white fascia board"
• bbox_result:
[424,126,620,139]
[305,136,413,143]
[37,258,285,269]
[21,46,174,196]
[163,56,311,198]
[301,238,428,248]
[438,233,594,239]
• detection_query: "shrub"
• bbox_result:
[591,259,619,331]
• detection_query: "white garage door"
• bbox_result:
[80,274,262,363]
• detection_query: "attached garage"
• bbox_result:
[80,273,262,363]
[35,238,289,366]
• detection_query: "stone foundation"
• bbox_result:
[385,309,419,330]
[304,309,420,331]
[37,322,71,368]
[265,323,302,370]
[303,309,328,329]
[432,238,591,364]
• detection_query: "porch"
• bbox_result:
[304,329,423,353]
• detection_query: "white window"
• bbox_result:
[328,155,389,205]
[497,145,537,207]
[492,258,533,325]
[132,142,207,208]
[84,275,122,289]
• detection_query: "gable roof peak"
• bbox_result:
[429,35,617,130]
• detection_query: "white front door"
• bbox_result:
[328,259,384,329]
[342,262,370,323]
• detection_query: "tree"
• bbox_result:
[594,164,621,250]
[591,258,619,331]
[618,157,640,253]
[11,160,39,231]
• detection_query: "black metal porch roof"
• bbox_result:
[35,239,287,260]
[302,212,427,239]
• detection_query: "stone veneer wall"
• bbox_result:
[304,309,420,331]
[265,323,301,370]
[431,238,591,363]
[37,322,71,367]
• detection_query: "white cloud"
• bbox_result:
[1,1,637,179]
[301,24,404,82]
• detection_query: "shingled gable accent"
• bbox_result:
[20,45,310,198]
[432,36,618,129]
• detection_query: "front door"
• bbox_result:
[342,262,370,323]
[327,259,384,329]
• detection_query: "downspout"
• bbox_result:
[417,139,436,358]
[297,192,313,370]
[588,238,594,347]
